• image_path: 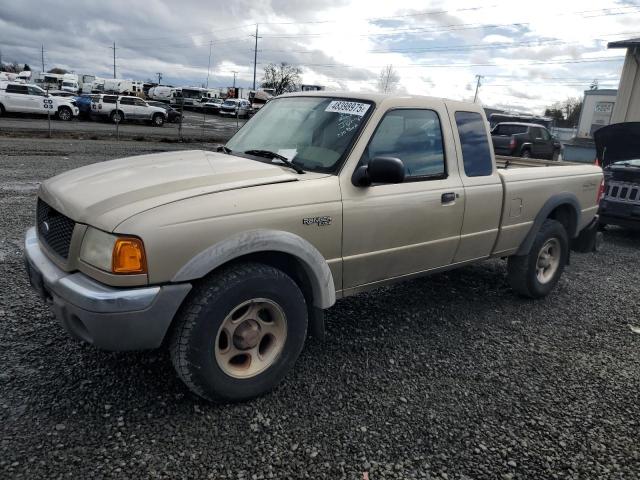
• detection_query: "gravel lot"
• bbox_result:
[1,137,640,479]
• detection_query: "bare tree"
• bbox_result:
[377,65,400,94]
[261,63,302,95]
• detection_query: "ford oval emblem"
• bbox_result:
[41,221,50,234]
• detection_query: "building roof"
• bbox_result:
[583,89,617,96]
[608,37,640,49]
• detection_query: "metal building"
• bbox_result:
[576,89,617,138]
[608,38,640,123]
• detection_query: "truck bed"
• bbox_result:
[495,155,587,169]
[491,155,602,257]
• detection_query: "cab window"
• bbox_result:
[454,111,493,177]
[28,86,45,96]
[363,109,446,180]
[540,128,551,141]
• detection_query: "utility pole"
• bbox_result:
[41,45,45,72]
[473,75,483,103]
[156,72,162,84]
[232,71,238,88]
[110,42,116,78]
[206,40,213,88]
[250,24,261,90]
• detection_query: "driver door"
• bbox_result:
[340,104,464,290]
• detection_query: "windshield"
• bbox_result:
[226,96,373,173]
[223,100,237,106]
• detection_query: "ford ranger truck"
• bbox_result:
[24,92,603,402]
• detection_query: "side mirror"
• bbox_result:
[352,156,405,187]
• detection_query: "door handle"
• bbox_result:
[441,192,457,204]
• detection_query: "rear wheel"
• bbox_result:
[507,219,568,298]
[521,149,531,159]
[110,110,124,124]
[57,106,72,121]
[0,103,5,116]
[170,262,308,402]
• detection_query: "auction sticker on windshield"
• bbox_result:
[325,100,370,117]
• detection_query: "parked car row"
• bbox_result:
[202,98,253,118]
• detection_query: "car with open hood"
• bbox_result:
[595,122,640,230]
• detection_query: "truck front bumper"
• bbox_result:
[599,200,640,229]
[24,227,191,351]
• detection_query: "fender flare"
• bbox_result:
[172,229,336,309]
[515,193,581,255]
[519,142,533,154]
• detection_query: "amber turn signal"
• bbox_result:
[112,237,147,274]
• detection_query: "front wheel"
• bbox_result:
[521,149,531,159]
[507,219,568,298]
[170,262,308,402]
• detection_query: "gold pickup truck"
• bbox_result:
[24,92,603,402]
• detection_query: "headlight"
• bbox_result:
[80,227,147,274]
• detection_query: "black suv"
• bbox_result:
[491,122,561,160]
[596,122,640,230]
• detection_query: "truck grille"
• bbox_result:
[605,181,640,204]
[36,199,76,259]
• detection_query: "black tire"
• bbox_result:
[507,219,569,298]
[170,262,308,402]
[110,110,124,124]
[0,103,5,116]
[57,106,73,121]
[151,113,165,127]
[521,149,531,159]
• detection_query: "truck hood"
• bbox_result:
[594,122,640,168]
[38,150,299,231]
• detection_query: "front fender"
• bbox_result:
[171,229,336,309]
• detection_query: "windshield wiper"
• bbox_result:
[243,149,305,174]
[217,145,232,154]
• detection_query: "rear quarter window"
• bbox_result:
[455,111,493,177]
[494,124,528,136]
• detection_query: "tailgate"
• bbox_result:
[492,135,513,153]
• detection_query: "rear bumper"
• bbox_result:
[24,227,191,351]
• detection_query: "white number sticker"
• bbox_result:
[325,100,370,117]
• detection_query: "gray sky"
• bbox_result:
[0,0,637,113]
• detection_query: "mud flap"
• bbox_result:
[308,306,325,340]
[572,217,603,253]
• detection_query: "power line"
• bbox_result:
[257,56,624,70]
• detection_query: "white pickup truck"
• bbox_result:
[0,83,79,120]
[25,92,603,402]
